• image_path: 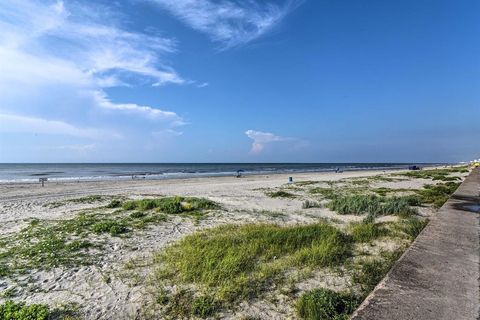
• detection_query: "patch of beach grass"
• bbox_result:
[348,222,388,243]
[295,288,359,320]
[152,223,352,317]
[416,182,460,208]
[388,217,429,240]
[266,190,297,198]
[0,207,169,276]
[352,249,403,293]
[295,181,319,186]
[309,187,337,199]
[398,167,468,181]
[327,195,417,218]
[121,196,218,216]
[45,195,120,208]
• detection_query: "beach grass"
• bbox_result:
[348,222,388,243]
[351,249,403,293]
[152,223,352,317]
[397,166,468,181]
[415,182,460,208]
[266,190,297,198]
[45,195,119,208]
[327,195,417,218]
[296,288,358,320]
[122,196,218,215]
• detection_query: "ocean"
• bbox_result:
[0,163,439,183]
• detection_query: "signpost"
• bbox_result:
[39,177,48,187]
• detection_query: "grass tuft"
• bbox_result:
[266,191,297,198]
[296,288,358,320]
[348,222,387,243]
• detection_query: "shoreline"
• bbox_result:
[0,167,412,202]
[0,163,450,185]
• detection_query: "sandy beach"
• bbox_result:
[0,166,469,319]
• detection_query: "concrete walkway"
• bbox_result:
[352,168,480,320]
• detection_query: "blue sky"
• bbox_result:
[0,0,478,163]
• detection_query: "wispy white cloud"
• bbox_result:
[0,0,182,87]
[0,113,120,140]
[149,0,301,48]
[0,0,187,143]
[245,129,295,154]
[92,91,186,126]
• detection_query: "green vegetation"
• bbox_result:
[153,223,352,317]
[389,217,429,240]
[295,181,319,186]
[348,222,387,243]
[352,250,403,292]
[0,300,50,320]
[327,195,417,218]
[0,210,167,276]
[309,187,337,199]
[122,196,218,215]
[266,190,297,198]
[0,300,78,320]
[1,196,217,277]
[45,195,117,208]
[302,200,322,209]
[191,295,218,318]
[416,182,460,208]
[0,218,95,276]
[399,167,468,181]
[92,220,128,236]
[296,288,358,320]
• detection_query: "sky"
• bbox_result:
[0,0,478,163]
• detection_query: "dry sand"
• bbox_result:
[0,167,464,319]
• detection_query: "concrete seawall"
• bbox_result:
[352,168,480,320]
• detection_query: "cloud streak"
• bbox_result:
[149,0,301,48]
[0,113,120,140]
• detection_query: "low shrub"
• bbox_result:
[0,300,50,320]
